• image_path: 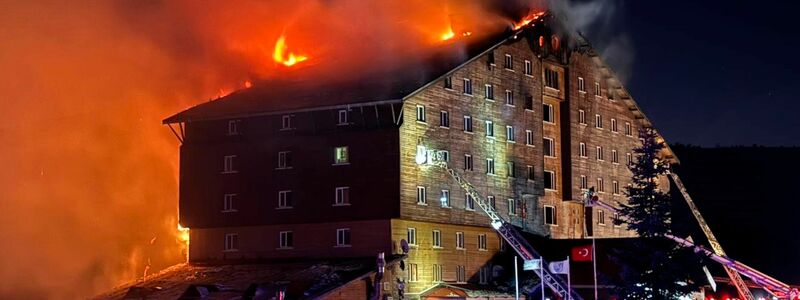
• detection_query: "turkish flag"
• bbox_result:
[572,245,593,262]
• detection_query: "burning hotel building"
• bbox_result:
[161,13,677,299]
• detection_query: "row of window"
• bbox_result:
[578,143,632,165]
[459,152,556,189]
[576,77,603,97]
[416,186,519,215]
[595,209,622,227]
[407,263,483,284]
[220,187,352,212]
[406,228,489,251]
[577,110,634,135]
[578,176,625,195]
[223,227,353,252]
[416,105,553,145]
[222,146,350,173]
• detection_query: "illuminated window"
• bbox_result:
[506,161,515,178]
[278,151,291,169]
[478,234,487,250]
[508,199,516,216]
[464,154,473,171]
[506,125,515,142]
[579,110,586,125]
[543,138,555,157]
[416,105,426,123]
[463,78,472,95]
[596,146,604,161]
[579,142,588,158]
[408,263,418,282]
[527,165,535,181]
[456,265,466,283]
[597,178,605,193]
[463,115,473,132]
[338,109,349,125]
[595,114,603,129]
[223,155,237,173]
[613,180,620,195]
[224,233,239,251]
[525,130,533,146]
[335,187,350,206]
[578,77,586,92]
[223,194,237,212]
[544,170,556,190]
[407,228,417,245]
[505,90,514,106]
[334,146,349,165]
[416,186,427,205]
[524,60,532,75]
[544,206,556,225]
[612,150,619,164]
[485,84,494,100]
[543,104,554,123]
[336,228,351,246]
[465,194,475,210]
[504,54,513,69]
[485,120,494,138]
[625,122,633,136]
[432,230,442,248]
[281,115,293,130]
[278,190,292,208]
[456,232,465,249]
[440,111,449,128]
[279,231,293,249]
[611,118,618,133]
[433,264,443,282]
[580,175,588,190]
[227,119,241,135]
[598,210,606,225]
[486,158,495,175]
[479,266,489,284]
[440,190,450,207]
[444,76,453,89]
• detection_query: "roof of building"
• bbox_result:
[93,256,402,300]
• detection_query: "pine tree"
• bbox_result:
[610,128,707,299]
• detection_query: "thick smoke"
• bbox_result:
[0,1,545,298]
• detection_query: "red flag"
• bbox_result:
[572,245,593,262]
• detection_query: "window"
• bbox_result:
[486,158,495,175]
[525,130,533,146]
[506,125,515,142]
[416,105,426,122]
[465,193,475,210]
[464,154,473,171]
[478,234,487,250]
[544,68,559,89]
[278,151,292,169]
[504,54,513,69]
[579,110,586,124]
[334,146,349,164]
[407,228,417,245]
[488,51,495,65]
[416,186,427,205]
[544,206,557,225]
[544,170,556,190]
[613,213,622,227]
[278,190,292,208]
[505,90,514,106]
[598,210,606,225]
[595,82,601,96]
[508,199,516,216]
[438,150,450,162]
[463,78,472,95]
[279,231,293,249]
[578,77,586,92]
[444,76,453,89]
[525,95,534,110]
[338,109,349,125]
[408,263,418,282]
[524,60,532,75]
[479,266,489,284]
[611,118,618,133]
[579,142,588,158]
[228,120,241,135]
[224,233,239,251]
[456,232,465,249]
[440,111,449,128]
[223,194,237,212]
[440,190,450,207]
[487,195,496,210]
[612,150,619,164]
[626,152,633,166]
[484,84,494,100]
[580,175,588,190]
[432,230,442,248]
[463,115,473,132]
[597,178,605,193]
[506,161,516,178]
[433,264,443,282]
[335,187,350,205]
[485,120,494,137]
[500,239,506,252]
[527,165,535,181]
[336,228,351,246]
[223,155,237,173]
[542,104,554,123]
[543,138,555,157]
[595,114,603,129]
[281,115,293,130]
[456,265,467,283]
[613,180,620,195]
[625,122,633,136]
[596,146,604,161]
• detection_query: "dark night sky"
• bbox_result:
[582,0,800,146]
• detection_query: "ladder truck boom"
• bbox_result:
[416,146,583,300]
[584,190,799,299]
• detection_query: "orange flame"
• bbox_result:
[177,224,190,262]
[273,34,308,67]
[440,25,455,41]
[513,11,546,30]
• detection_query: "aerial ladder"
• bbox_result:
[583,175,800,300]
[415,145,583,300]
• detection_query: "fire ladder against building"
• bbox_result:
[415,145,800,300]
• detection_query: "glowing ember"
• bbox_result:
[440,26,455,41]
[462,31,472,37]
[273,34,308,67]
[244,80,252,88]
[513,11,546,30]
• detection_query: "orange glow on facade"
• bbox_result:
[273,34,308,67]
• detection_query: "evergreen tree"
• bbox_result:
[610,128,707,299]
